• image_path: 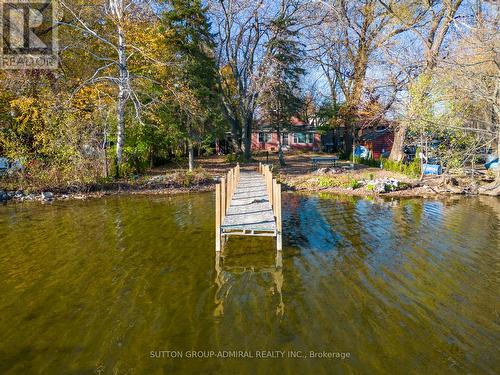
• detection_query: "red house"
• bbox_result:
[251,117,321,152]
[358,123,394,159]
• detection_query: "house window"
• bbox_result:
[293,132,305,144]
[293,132,314,144]
[258,132,271,143]
[307,133,314,144]
[282,133,289,146]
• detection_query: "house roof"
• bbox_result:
[359,128,392,141]
[254,116,316,132]
[290,116,306,126]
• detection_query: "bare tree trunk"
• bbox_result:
[188,138,195,171]
[389,124,406,161]
[276,122,285,166]
[386,1,463,161]
[103,129,109,178]
[114,2,127,176]
[242,116,252,160]
[230,117,241,155]
[344,122,353,158]
[116,85,126,174]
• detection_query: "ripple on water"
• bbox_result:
[0,193,498,374]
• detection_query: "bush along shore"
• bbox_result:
[1,156,498,204]
[277,163,498,198]
[0,168,216,204]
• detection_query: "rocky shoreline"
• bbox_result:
[0,178,490,205]
[0,181,217,204]
[1,162,498,204]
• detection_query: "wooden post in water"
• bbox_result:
[264,166,269,199]
[272,180,277,216]
[215,184,221,252]
[232,168,235,196]
[215,164,283,252]
[227,170,232,208]
[268,171,273,207]
[221,177,226,221]
[276,182,282,251]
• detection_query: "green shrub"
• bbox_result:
[318,176,336,187]
[225,153,238,163]
[380,157,421,178]
[354,156,380,167]
[341,178,361,189]
[349,179,362,189]
[183,171,194,187]
[404,158,421,178]
[170,168,212,188]
[225,153,255,163]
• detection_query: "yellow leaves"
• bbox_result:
[390,2,417,24]
[70,85,113,120]
[10,97,42,131]
[220,65,236,90]
[220,64,238,106]
[126,20,174,74]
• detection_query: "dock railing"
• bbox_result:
[215,162,282,252]
[258,162,282,251]
[215,163,240,251]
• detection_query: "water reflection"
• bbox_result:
[0,194,498,374]
[214,249,284,317]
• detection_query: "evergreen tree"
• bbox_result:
[162,0,219,170]
[260,2,305,166]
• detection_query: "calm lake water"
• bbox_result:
[0,193,498,374]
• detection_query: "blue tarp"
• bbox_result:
[485,157,498,170]
[354,145,369,159]
[423,164,442,175]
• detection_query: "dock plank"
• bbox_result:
[221,171,276,232]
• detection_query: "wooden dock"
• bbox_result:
[215,163,282,252]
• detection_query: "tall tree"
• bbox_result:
[259,0,305,166]
[308,0,408,157]
[210,0,269,159]
[59,0,157,175]
[162,0,219,171]
[378,0,464,161]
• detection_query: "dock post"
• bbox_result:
[268,173,273,207]
[232,168,235,197]
[265,167,269,200]
[272,179,277,216]
[276,183,282,251]
[215,184,221,252]
[227,170,232,207]
[221,177,226,221]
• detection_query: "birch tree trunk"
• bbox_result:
[187,121,195,172]
[113,0,128,176]
[188,138,195,172]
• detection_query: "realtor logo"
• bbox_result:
[0,0,58,69]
